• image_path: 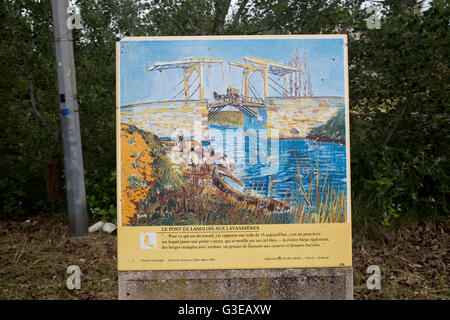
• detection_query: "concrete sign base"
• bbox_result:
[119,268,353,300]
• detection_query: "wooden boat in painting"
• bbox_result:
[212,166,289,211]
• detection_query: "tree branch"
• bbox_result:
[213,0,232,34]
[382,60,441,147]
[83,128,105,154]
[159,2,186,34]
[248,24,275,35]
[29,80,57,140]
[231,0,249,31]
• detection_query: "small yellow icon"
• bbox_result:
[143,235,154,248]
[140,232,157,249]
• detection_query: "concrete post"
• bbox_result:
[51,0,88,237]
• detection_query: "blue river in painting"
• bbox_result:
[208,124,348,205]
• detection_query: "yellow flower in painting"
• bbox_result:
[120,124,155,225]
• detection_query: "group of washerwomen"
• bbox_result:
[169,131,289,211]
[170,131,233,169]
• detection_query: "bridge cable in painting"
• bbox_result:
[170,86,187,101]
[147,58,223,101]
[189,84,201,99]
[221,63,225,87]
[269,77,290,95]
[228,57,300,101]
[171,77,184,91]
[170,73,199,101]
[248,79,262,101]
[228,63,231,88]
[268,83,284,97]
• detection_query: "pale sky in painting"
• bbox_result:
[119,36,346,106]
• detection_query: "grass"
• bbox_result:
[123,123,346,226]
[0,213,117,299]
[352,220,449,300]
[307,108,345,144]
[208,111,244,127]
[287,161,347,223]
[129,159,347,225]
[0,213,447,299]
[131,174,282,226]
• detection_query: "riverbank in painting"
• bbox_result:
[120,122,347,226]
[306,108,346,145]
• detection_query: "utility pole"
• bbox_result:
[51,0,88,237]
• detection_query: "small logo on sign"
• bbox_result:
[140,232,157,249]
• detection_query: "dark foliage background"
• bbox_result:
[0,0,448,232]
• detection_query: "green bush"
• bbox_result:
[0,169,54,219]
[0,0,447,234]
[85,170,117,223]
[349,2,449,229]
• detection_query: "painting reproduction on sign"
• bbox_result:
[117,35,351,271]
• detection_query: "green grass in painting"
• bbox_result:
[307,108,345,144]
[125,123,346,226]
[208,111,244,127]
[260,159,347,224]
[131,159,347,226]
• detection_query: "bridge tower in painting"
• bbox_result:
[146,58,223,100]
[229,57,300,100]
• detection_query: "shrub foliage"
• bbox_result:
[0,0,448,229]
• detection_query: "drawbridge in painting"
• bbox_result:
[118,37,349,228]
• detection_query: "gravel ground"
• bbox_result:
[0,213,448,300]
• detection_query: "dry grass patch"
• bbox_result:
[0,213,447,300]
[0,213,117,300]
[353,220,449,300]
